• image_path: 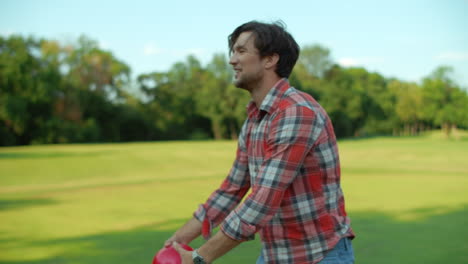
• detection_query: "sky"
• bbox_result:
[1,0,467,87]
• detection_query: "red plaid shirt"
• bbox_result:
[194,79,354,263]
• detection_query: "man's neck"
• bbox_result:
[250,75,282,107]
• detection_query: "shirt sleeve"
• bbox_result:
[193,120,251,239]
[220,105,323,241]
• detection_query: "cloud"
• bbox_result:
[98,40,110,50]
[436,51,468,61]
[337,57,384,67]
[0,29,15,37]
[338,58,359,67]
[143,43,163,56]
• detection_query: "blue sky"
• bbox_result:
[1,0,467,87]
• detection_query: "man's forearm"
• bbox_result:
[197,229,243,263]
[172,217,202,244]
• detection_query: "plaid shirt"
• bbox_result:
[194,79,354,263]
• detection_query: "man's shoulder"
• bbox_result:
[274,87,332,128]
[278,87,318,112]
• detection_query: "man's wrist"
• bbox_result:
[192,249,208,264]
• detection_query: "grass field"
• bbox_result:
[1,132,468,263]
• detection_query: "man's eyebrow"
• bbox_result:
[234,44,246,50]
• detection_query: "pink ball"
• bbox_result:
[153,244,194,264]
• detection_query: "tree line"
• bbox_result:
[1,35,467,146]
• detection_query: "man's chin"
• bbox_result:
[233,78,243,88]
[233,77,252,91]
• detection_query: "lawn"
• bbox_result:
[1,133,467,263]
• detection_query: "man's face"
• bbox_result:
[229,31,265,90]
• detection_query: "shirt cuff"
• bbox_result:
[193,204,212,240]
[220,210,256,241]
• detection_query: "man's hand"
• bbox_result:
[172,242,193,264]
[164,234,178,248]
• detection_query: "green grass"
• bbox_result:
[1,133,467,263]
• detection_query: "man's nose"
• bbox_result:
[229,54,237,65]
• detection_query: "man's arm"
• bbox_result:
[173,105,320,262]
[173,230,242,264]
[217,105,319,241]
[165,119,251,246]
[189,121,252,239]
[164,217,202,247]
[197,229,242,263]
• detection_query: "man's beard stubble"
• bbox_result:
[233,70,263,92]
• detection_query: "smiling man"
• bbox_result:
[165,21,355,264]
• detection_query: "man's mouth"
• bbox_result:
[234,68,241,78]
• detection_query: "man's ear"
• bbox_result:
[264,53,279,70]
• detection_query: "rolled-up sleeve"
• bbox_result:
[193,121,251,239]
[220,105,322,241]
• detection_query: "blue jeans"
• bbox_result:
[319,238,354,264]
[256,238,354,264]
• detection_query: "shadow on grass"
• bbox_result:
[0,218,261,264]
[350,206,468,264]
[1,207,467,264]
[0,198,58,211]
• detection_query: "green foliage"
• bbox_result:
[0,35,137,145]
[297,44,333,79]
[137,56,212,140]
[420,66,468,136]
[197,53,249,139]
[1,35,468,145]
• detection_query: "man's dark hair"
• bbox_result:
[228,20,300,78]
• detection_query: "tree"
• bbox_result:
[320,65,367,137]
[347,68,392,136]
[290,62,324,100]
[138,56,212,140]
[0,35,59,145]
[388,80,423,135]
[197,53,249,139]
[421,66,466,137]
[297,44,333,79]
[3,34,468,145]
[61,36,133,142]
[0,34,140,145]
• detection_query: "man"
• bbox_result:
[166,21,355,264]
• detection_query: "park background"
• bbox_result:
[1,0,468,263]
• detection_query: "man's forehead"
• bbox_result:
[234,31,255,48]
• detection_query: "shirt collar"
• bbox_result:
[247,78,291,118]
